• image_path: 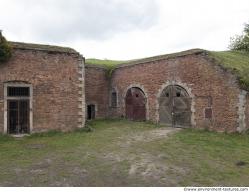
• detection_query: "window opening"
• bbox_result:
[7,86,30,134]
[8,87,30,97]
[111,91,117,107]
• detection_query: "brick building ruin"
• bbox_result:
[85,49,249,133]
[0,40,248,134]
[0,42,85,134]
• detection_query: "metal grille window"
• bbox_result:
[6,85,31,134]
[8,100,29,134]
[111,91,117,107]
[7,87,30,97]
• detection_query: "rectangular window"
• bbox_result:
[6,85,31,134]
[8,100,29,134]
[111,92,117,107]
[7,87,30,97]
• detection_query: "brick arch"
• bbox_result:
[122,84,149,120]
[4,80,31,84]
[156,81,196,126]
[3,77,32,84]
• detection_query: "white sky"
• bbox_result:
[1,0,249,60]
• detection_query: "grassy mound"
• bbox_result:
[209,51,249,90]
[86,58,126,76]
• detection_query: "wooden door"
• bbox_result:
[159,85,191,128]
[125,87,146,121]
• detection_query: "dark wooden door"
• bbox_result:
[159,85,191,128]
[7,100,29,134]
[125,87,146,121]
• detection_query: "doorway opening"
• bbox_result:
[159,85,191,128]
[125,87,146,121]
[7,86,30,134]
[87,104,95,120]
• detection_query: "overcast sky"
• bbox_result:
[1,0,249,60]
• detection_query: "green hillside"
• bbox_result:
[209,51,249,90]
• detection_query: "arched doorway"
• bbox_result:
[125,87,146,121]
[159,85,191,127]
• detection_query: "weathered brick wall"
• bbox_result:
[110,53,241,132]
[85,65,109,119]
[245,95,249,131]
[0,48,84,133]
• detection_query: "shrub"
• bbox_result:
[229,23,249,52]
[0,31,12,63]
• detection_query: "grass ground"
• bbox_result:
[0,119,249,186]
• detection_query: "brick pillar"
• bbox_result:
[77,55,86,128]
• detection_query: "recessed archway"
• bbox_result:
[159,85,192,128]
[125,87,146,121]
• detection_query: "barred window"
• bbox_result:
[7,87,30,97]
[111,91,117,107]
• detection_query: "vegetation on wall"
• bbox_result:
[209,51,249,90]
[229,22,249,52]
[86,58,126,77]
[85,49,204,77]
[0,31,12,63]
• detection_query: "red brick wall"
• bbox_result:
[85,65,109,119]
[0,48,83,133]
[110,54,241,132]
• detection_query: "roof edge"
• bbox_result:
[85,49,206,71]
[114,49,206,70]
[10,41,79,54]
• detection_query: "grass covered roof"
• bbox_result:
[86,49,249,90]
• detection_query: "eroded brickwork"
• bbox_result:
[244,95,249,132]
[0,48,85,133]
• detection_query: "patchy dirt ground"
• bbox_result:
[1,120,249,186]
[117,127,180,147]
[0,121,181,187]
